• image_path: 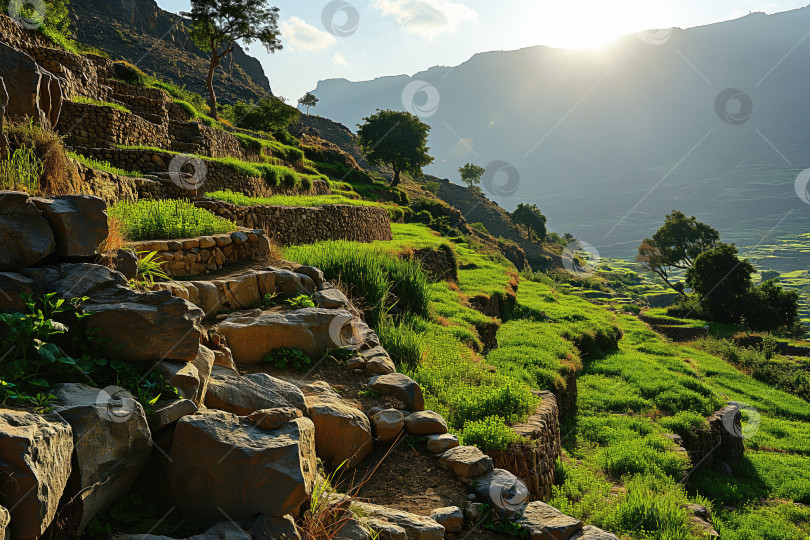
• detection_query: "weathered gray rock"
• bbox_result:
[361,347,396,375]
[32,195,108,257]
[303,381,372,469]
[464,502,486,523]
[0,191,55,271]
[426,434,459,454]
[188,521,252,540]
[405,411,448,435]
[205,371,307,416]
[471,469,530,516]
[570,525,620,540]
[54,383,153,530]
[212,346,236,371]
[296,265,324,287]
[0,42,63,128]
[430,506,463,533]
[352,502,444,540]
[244,407,303,431]
[250,513,301,540]
[313,287,350,309]
[0,410,73,539]
[148,399,199,432]
[368,373,424,411]
[0,271,42,312]
[268,268,316,296]
[515,502,583,540]
[156,360,200,402]
[52,264,204,362]
[169,411,317,524]
[213,308,354,363]
[370,409,405,442]
[363,518,407,540]
[439,446,494,483]
[335,520,371,539]
[99,249,138,279]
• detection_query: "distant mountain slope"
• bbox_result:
[69,0,271,103]
[312,7,810,258]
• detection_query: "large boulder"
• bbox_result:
[168,410,317,524]
[0,410,73,539]
[52,264,204,362]
[0,42,63,128]
[352,502,444,540]
[213,308,354,363]
[205,370,307,416]
[438,446,494,482]
[53,383,153,530]
[368,374,424,411]
[32,195,108,257]
[0,191,55,271]
[302,382,372,469]
[514,502,583,540]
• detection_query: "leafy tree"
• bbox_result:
[510,203,547,242]
[459,163,485,191]
[222,96,300,133]
[356,110,433,187]
[637,210,719,294]
[184,0,282,119]
[298,92,318,114]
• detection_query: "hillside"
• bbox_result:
[68,0,272,104]
[311,6,810,258]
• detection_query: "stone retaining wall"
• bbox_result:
[131,228,272,278]
[683,404,745,471]
[409,247,458,282]
[68,161,189,204]
[197,199,393,246]
[489,390,561,501]
[59,101,170,148]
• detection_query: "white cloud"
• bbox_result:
[332,53,349,67]
[280,16,336,51]
[374,0,478,39]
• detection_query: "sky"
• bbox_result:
[155,0,809,102]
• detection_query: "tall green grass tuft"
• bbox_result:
[109,200,237,241]
[0,145,42,193]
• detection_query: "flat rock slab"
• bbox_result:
[0,410,73,539]
[244,407,303,431]
[438,446,493,482]
[313,287,350,309]
[353,501,444,540]
[168,411,317,524]
[405,411,448,435]
[363,518,407,540]
[205,371,307,416]
[213,308,353,363]
[515,502,583,540]
[368,373,424,411]
[570,525,619,540]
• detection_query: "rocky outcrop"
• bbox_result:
[168,411,317,524]
[302,382,373,470]
[32,195,108,257]
[0,191,55,270]
[53,383,153,530]
[204,370,307,416]
[0,411,73,539]
[0,41,63,128]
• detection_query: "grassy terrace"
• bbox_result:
[207,190,379,208]
[109,199,236,241]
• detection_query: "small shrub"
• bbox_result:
[262,347,312,371]
[460,416,520,451]
[286,295,316,308]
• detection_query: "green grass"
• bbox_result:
[72,96,131,114]
[68,152,140,177]
[109,200,237,241]
[207,190,380,208]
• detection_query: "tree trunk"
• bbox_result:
[207,40,220,120]
[392,168,400,187]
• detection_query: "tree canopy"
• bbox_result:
[356,109,434,187]
[223,96,300,134]
[510,203,547,242]
[298,92,318,114]
[637,210,719,294]
[459,163,485,191]
[184,0,282,119]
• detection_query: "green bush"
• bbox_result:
[109,200,237,241]
[262,348,312,372]
[460,416,520,451]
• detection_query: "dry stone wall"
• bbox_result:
[131,229,272,278]
[489,390,562,501]
[197,199,393,246]
[59,101,170,149]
